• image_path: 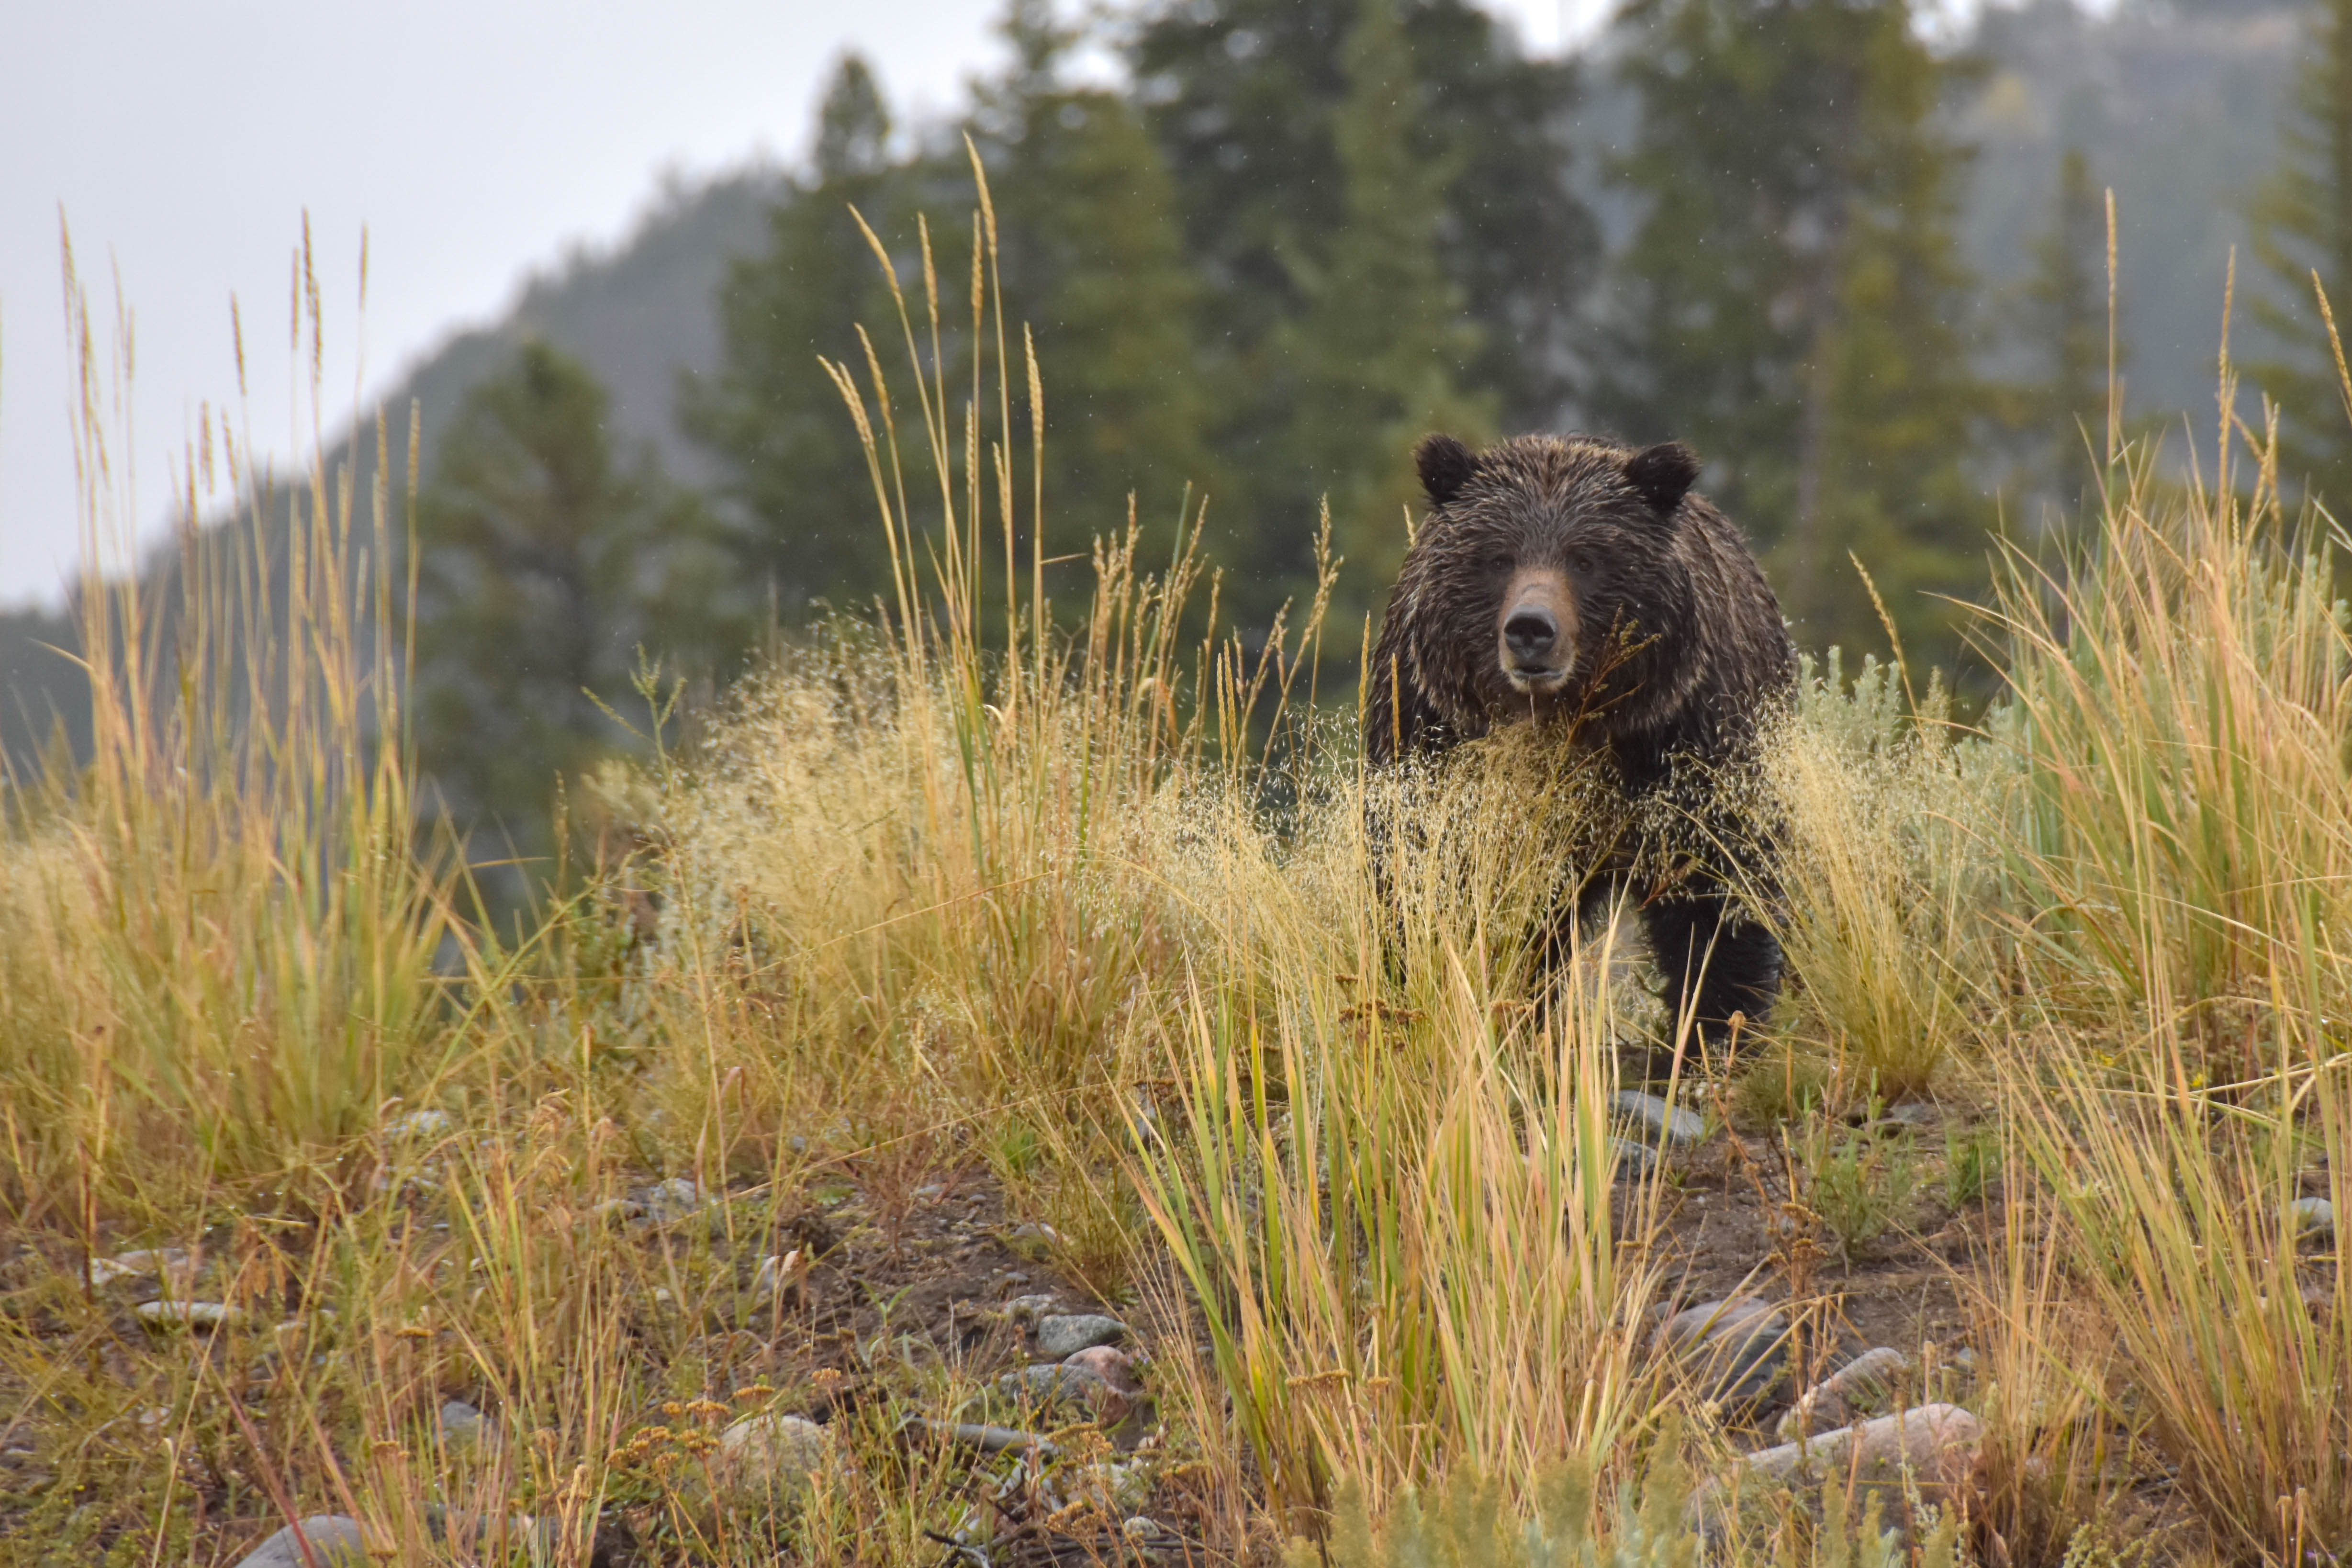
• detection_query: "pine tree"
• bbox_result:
[1131,0,1593,614]
[1272,0,1493,613]
[415,342,728,861]
[970,0,1220,570]
[682,55,916,615]
[2016,146,2116,526]
[1596,0,1988,661]
[2251,0,2352,511]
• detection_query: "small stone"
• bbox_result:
[232,1516,370,1568]
[1775,1347,1909,1441]
[1611,1137,1661,1183]
[1062,1345,1145,1398]
[640,1178,706,1223]
[902,1415,1058,1458]
[750,1250,809,1310]
[386,1109,454,1140]
[88,1247,191,1290]
[438,1399,491,1449]
[1006,1221,1064,1256]
[135,1301,242,1331]
[2290,1196,2336,1243]
[996,1364,1105,1411]
[718,1412,829,1486]
[1653,1297,1789,1406]
[1034,1313,1129,1358]
[1740,1402,1982,1503]
[1611,1091,1707,1149]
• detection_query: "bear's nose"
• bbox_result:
[1503,608,1558,665]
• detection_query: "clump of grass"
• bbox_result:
[1789,1113,1922,1262]
[0,237,461,1220]
[1129,889,1666,1523]
[1974,314,2352,1560]
[1756,650,2000,1102]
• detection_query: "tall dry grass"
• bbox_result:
[13,171,2352,1568]
[0,234,457,1224]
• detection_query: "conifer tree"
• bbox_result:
[1272,0,1492,612]
[2251,0,2352,510]
[2016,147,2116,526]
[683,55,914,614]
[970,0,1220,569]
[1131,0,1591,615]
[415,342,729,861]
[1596,0,1987,661]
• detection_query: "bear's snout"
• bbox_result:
[1498,567,1577,693]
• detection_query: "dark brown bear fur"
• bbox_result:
[1366,431,1797,1048]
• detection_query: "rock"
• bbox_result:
[1611,1091,1707,1149]
[639,1178,706,1223]
[1004,1294,1063,1325]
[88,1248,191,1291]
[750,1250,809,1310]
[1611,1138,1661,1183]
[232,1516,370,1568]
[718,1412,830,1486]
[1740,1403,1982,1503]
[1775,1347,1909,1441]
[438,1399,491,1450]
[1653,1298,1789,1406]
[1006,1221,1064,1256]
[995,1364,1108,1413]
[386,1109,454,1140]
[2290,1196,2336,1243]
[1062,1345,1145,1398]
[135,1301,242,1331]
[1034,1313,1129,1358]
[901,1415,1059,1458]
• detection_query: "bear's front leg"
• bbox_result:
[1640,879,1781,1059]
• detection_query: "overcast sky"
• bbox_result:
[0,0,1602,610]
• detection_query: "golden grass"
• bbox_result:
[8,179,2352,1567]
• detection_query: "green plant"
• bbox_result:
[1941,1125,1999,1210]
[1289,1453,1962,1568]
[1791,1115,1922,1262]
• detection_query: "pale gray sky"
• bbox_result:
[0,0,1597,609]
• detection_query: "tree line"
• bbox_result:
[409,0,2352,862]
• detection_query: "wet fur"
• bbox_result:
[1366,433,1797,1047]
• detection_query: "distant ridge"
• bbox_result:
[0,0,2303,770]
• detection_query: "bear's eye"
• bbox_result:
[1484,551,1513,573]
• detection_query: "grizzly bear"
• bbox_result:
[1365,431,1797,1051]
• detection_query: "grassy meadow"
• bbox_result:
[3,192,2351,1568]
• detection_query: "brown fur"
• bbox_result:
[1365,432,1797,1045]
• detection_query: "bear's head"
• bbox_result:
[1403,432,1703,727]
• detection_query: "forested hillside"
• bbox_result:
[1,0,2323,856]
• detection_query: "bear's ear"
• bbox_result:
[1625,441,1701,516]
[1415,434,1478,505]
